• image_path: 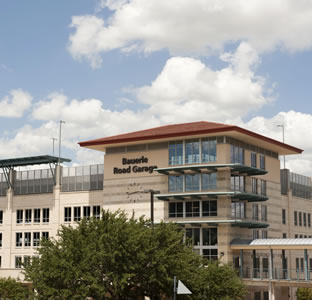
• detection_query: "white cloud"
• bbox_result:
[69,0,312,67]
[243,111,312,176]
[0,89,32,118]
[135,43,272,123]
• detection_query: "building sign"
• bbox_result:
[113,156,158,174]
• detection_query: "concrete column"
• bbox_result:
[269,281,275,300]
[304,249,309,280]
[269,249,274,279]
[55,165,62,187]
[7,169,14,268]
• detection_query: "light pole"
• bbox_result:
[51,138,57,156]
[58,120,65,166]
[126,189,160,227]
[277,124,286,169]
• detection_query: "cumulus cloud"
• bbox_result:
[243,111,312,176]
[69,0,312,67]
[135,43,272,123]
[0,89,32,118]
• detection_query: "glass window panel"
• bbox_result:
[34,209,40,223]
[43,208,49,223]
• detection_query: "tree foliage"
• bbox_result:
[297,288,312,300]
[25,210,246,299]
[0,277,33,299]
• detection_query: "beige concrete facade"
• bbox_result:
[0,122,310,300]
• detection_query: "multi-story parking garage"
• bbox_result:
[0,121,312,299]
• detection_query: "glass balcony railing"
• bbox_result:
[61,164,104,192]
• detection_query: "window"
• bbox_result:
[231,145,244,164]
[34,208,40,223]
[252,178,258,194]
[185,174,200,191]
[42,232,49,240]
[203,249,218,261]
[252,229,259,239]
[202,228,217,245]
[24,232,31,247]
[260,155,265,170]
[283,233,287,239]
[25,209,32,224]
[260,180,267,196]
[64,207,72,222]
[33,232,40,247]
[201,173,217,190]
[169,202,183,218]
[262,257,269,272]
[16,210,23,224]
[282,209,286,224]
[251,152,257,168]
[300,235,303,238]
[261,205,267,221]
[185,201,200,217]
[168,176,183,192]
[83,206,91,218]
[263,291,269,300]
[24,256,31,267]
[295,234,298,238]
[304,213,307,227]
[169,141,183,165]
[231,201,245,218]
[201,138,216,162]
[15,256,22,268]
[299,212,302,226]
[0,233,2,247]
[185,228,200,246]
[294,211,298,226]
[309,214,311,227]
[74,207,81,222]
[252,204,259,220]
[93,206,101,219]
[43,208,49,223]
[254,291,261,300]
[185,139,200,164]
[262,230,268,239]
[231,175,245,192]
[296,258,299,270]
[0,210,3,224]
[202,200,217,216]
[16,232,22,247]
[301,258,304,271]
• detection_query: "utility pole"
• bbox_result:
[58,120,66,165]
[51,138,57,156]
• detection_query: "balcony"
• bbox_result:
[155,163,268,176]
[156,191,268,202]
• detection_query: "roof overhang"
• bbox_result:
[0,155,71,168]
[79,122,302,156]
[231,238,312,250]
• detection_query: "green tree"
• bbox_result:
[0,277,33,299]
[297,288,312,300]
[24,210,246,299]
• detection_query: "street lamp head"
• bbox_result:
[143,189,160,194]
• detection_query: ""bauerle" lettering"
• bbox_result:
[122,156,148,165]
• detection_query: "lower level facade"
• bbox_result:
[0,121,311,300]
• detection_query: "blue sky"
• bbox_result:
[1,1,312,175]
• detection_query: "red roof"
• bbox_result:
[78,121,303,154]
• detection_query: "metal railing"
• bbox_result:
[240,267,312,281]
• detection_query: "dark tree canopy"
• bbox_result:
[0,277,33,299]
[24,210,246,299]
[297,288,312,300]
